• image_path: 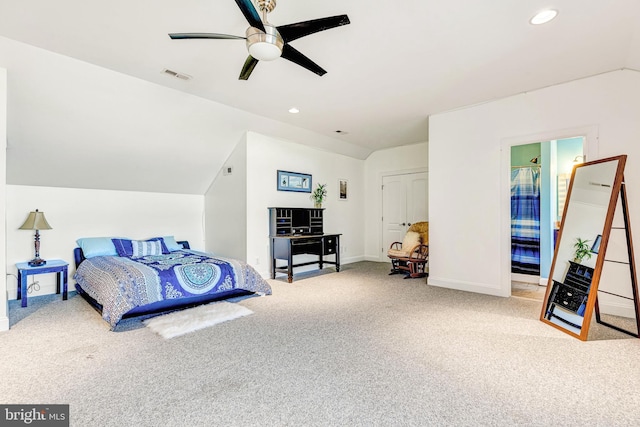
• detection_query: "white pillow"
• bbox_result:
[401,231,421,250]
[131,240,163,257]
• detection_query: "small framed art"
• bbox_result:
[591,234,602,254]
[339,179,348,200]
[277,170,312,193]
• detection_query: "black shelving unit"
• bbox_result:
[546,261,594,324]
[269,207,323,236]
[310,209,323,235]
[271,208,293,236]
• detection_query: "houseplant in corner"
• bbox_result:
[573,237,592,264]
[311,183,327,208]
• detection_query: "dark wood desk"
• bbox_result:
[270,234,341,283]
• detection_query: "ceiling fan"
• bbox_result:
[169,0,350,80]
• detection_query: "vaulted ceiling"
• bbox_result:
[1,0,640,193]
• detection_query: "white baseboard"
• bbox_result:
[597,300,637,319]
[340,255,365,264]
[0,315,8,332]
[428,276,509,297]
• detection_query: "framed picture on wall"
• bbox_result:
[277,170,312,193]
[591,234,602,254]
[339,179,348,200]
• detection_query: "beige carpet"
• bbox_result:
[2,261,639,426]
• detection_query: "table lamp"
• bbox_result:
[19,209,53,267]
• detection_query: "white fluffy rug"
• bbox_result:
[143,301,254,339]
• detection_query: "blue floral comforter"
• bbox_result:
[74,250,272,328]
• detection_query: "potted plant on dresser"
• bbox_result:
[311,183,327,208]
[573,237,592,264]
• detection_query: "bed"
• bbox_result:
[73,236,272,329]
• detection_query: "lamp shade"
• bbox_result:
[19,209,52,231]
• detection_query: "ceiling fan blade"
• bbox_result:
[234,0,265,32]
[239,56,259,80]
[281,45,326,76]
[277,15,350,43]
[169,33,245,40]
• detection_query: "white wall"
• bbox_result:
[429,70,640,312]
[5,185,204,300]
[245,132,365,278]
[363,142,428,260]
[1,68,7,331]
[206,131,419,279]
[205,135,247,259]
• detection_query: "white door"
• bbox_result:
[382,175,407,253]
[406,173,428,224]
[382,172,428,258]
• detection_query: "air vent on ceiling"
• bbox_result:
[162,68,192,81]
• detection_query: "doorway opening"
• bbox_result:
[510,137,585,300]
[381,170,428,261]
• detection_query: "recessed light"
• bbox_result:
[288,107,299,114]
[530,9,558,25]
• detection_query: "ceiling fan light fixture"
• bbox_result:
[169,2,350,80]
[530,9,558,25]
[246,25,283,61]
[249,42,282,61]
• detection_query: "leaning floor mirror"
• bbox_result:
[540,154,640,340]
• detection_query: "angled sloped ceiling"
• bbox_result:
[1,37,370,195]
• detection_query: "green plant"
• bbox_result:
[311,183,327,205]
[573,237,592,263]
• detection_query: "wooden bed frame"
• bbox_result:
[73,241,252,325]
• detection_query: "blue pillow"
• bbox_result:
[160,236,183,252]
[111,238,134,257]
[76,237,118,258]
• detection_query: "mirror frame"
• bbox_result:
[540,155,627,340]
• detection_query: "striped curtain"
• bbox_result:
[511,167,541,275]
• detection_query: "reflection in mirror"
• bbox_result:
[541,156,629,340]
[593,185,640,337]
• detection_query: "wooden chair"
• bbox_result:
[387,222,429,278]
[403,244,429,278]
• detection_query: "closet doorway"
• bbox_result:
[510,137,584,299]
[381,171,428,258]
